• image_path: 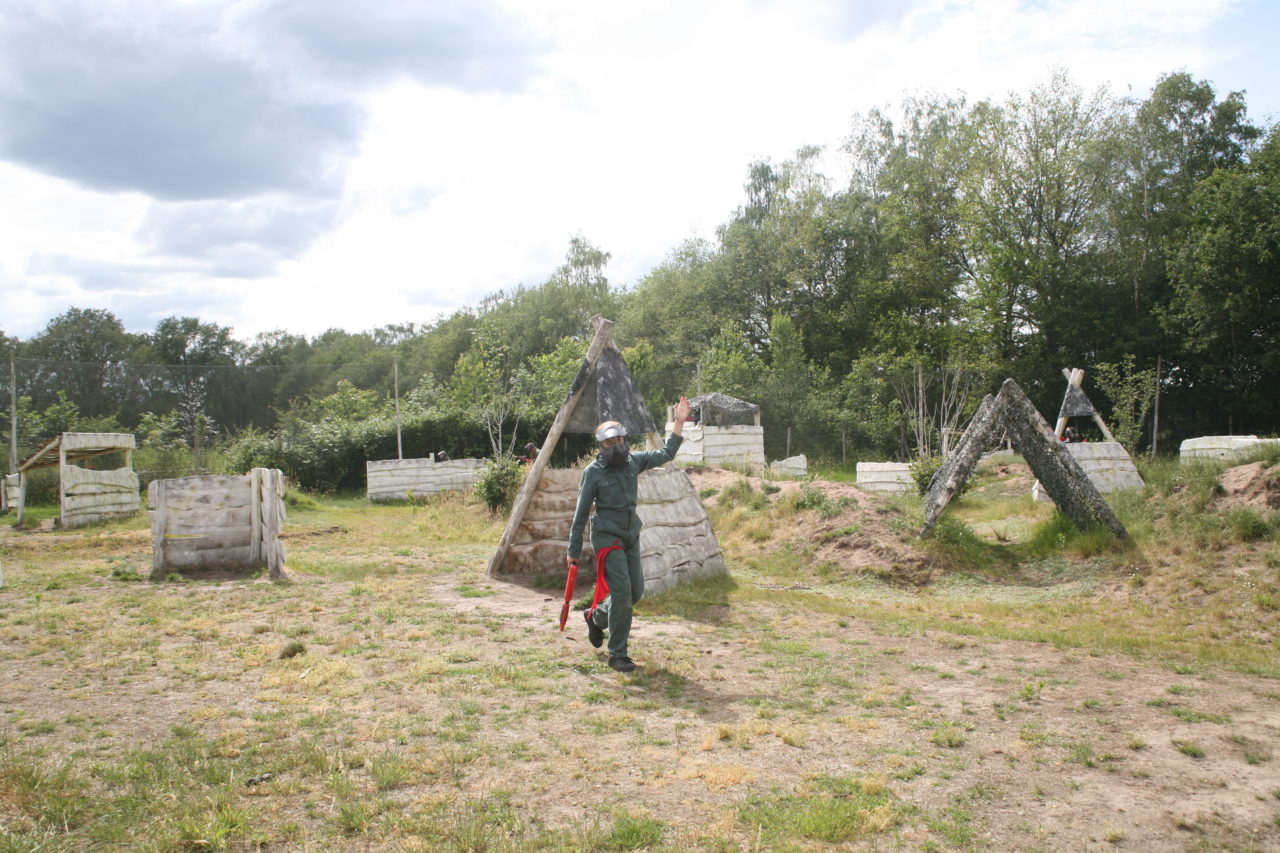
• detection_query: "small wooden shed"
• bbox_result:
[665,392,765,467]
[12,432,140,527]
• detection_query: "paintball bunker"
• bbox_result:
[489,316,725,594]
[1180,436,1280,461]
[665,392,765,467]
[11,432,140,527]
[148,468,286,579]
[1032,441,1144,503]
[366,457,484,502]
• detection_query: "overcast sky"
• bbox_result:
[2,0,1276,343]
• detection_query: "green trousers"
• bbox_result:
[587,533,644,659]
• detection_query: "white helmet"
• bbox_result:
[594,421,627,442]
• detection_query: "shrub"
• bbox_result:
[909,455,971,499]
[474,455,524,513]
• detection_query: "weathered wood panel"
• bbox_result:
[495,466,725,594]
[856,462,913,493]
[60,432,136,452]
[149,469,286,577]
[366,457,485,501]
[59,465,139,528]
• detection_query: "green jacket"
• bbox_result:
[567,433,683,560]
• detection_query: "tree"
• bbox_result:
[697,325,763,403]
[148,316,243,449]
[446,327,526,457]
[959,71,1127,378]
[1092,355,1157,452]
[23,307,141,420]
[1165,127,1280,434]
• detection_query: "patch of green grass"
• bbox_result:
[1225,507,1274,542]
[930,723,967,748]
[1173,740,1205,759]
[739,775,896,844]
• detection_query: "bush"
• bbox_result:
[474,455,524,513]
[908,455,971,498]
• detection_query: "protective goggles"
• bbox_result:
[594,423,627,442]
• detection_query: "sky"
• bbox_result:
[1,0,1277,343]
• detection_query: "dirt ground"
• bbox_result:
[1,470,1278,851]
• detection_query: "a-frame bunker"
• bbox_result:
[487,317,725,596]
[921,378,1129,540]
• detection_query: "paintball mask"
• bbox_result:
[595,422,629,467]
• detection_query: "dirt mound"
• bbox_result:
[1217,461,1280,510]
[685,466,935,585]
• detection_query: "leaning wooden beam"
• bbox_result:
[487,315,615,576]
[920,392,1002,536]
[998,379,1128,539]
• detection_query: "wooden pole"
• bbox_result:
[487,316,616,576]
[393,358,403,460]
[1151,355,1161,456]
[8,356,16,475]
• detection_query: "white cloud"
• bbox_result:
[0,0,1270,341]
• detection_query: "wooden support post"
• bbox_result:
[921,393,1001,536]
[151,479,167,576]
[1151,355,1161,456]
[250,468,263,567]
[58,440,67,528]
[998,379,1127,539]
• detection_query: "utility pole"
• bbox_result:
[1151,355,1161,456]
[8,355,16,475]
[393,358,403,460]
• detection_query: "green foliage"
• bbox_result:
[739,775,896,843]
[1092,355,1157,452]
[474,455,524,514]
[909,455,972,499]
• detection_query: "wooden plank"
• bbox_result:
[151,480,166,574]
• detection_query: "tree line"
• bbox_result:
[2,71,1277,489]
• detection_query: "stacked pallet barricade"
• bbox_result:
[666,422,766,467]
[149,468,286,580]
[1179,436,1280,461]
[366,457,484,502]
[496,466,725,596]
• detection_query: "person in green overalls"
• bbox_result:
[567,396,692,672]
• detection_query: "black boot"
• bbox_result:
[584,609,604,648]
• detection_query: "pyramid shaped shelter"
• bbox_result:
[487,317,725,595]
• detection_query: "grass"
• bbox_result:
[3,457,1280,851]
